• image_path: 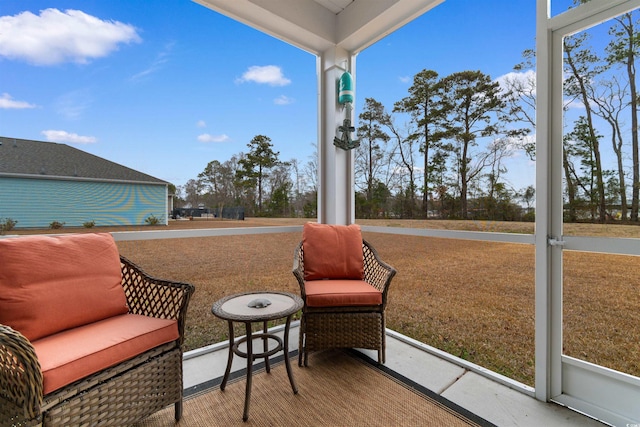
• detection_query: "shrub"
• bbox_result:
[49,221,65,229]
[83,220,96,228]
[0,218,18,235]
[145,214,160,226]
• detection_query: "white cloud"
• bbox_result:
[495,69,536,96]
[274,95,294,105]
[236,65,291,86]
[42,130,97,144]
[565,98,585,110]
[130,41,174,82]
[399,76,411,84]
[54,90,92,120]
[0,8,141,65]
[495,69,587,112]
[197,133,229,143]
[0,93,37,109]
[196,120,207,128]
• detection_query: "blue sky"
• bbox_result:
[0,1,575,191]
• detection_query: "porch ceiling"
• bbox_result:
[193,0,444,55]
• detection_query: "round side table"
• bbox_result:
[211,291,303,422]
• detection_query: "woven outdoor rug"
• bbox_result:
[134,349,495,427]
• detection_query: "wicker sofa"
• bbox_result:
[0,233,195,427]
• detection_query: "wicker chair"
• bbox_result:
[293,239,396,366]
[0,256,194,427]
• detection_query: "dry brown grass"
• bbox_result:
[13,218,640,386]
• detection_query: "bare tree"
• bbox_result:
[589,76,629,218]
[501,70,536,159]
[564,32,607,221]
[381,111,419,217]
[606,11,640,221]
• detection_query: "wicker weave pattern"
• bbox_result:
[293,240,396,366]
[0,256,194,427]
[43,347,182,427]
[120,256,193,346]
[0,326,43,426]
[304,313,382,351]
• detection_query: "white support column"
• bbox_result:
[535,0,565,403]
[548,28,567,402]
[534,0,553,402]
[316,47,356,225]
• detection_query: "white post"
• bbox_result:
[534,0,553,403]
[316,47,356,225]
[535,0,564,402]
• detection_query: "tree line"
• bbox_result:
[176,9,640,223]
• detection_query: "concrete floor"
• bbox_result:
[183,324,606,427]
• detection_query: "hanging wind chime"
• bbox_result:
[333,71,359,150]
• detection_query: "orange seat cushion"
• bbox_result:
[32,314,179,395]
[302,223,364,281]
[0,233,129,341]
[304,280,382,307]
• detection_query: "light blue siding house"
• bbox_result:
[0,137,169,228]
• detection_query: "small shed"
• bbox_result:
[0,137,169,228]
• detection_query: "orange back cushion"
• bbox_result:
[302,222,364,280]
[0,233,129,341]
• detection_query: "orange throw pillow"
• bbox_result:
[302,222,364,280]
[0,233,129,341]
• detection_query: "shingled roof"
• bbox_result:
[0,137,167,184]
